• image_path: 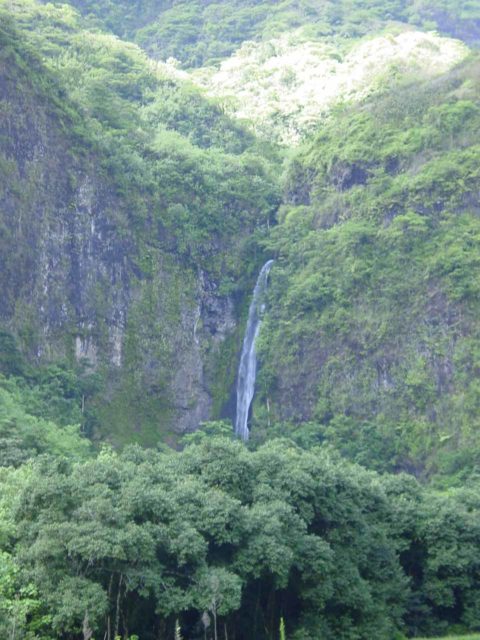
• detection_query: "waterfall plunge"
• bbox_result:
[234,260,274,441]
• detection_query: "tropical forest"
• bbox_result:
[1,0,480,638]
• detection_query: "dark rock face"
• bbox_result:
[331,162,369,191]
[0,52,131,365]
[0,46,236,439]
[167,269,236,433]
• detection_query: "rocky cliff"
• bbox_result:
[0,15,277,443]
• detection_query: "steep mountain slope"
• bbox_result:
[192,28,468,143]
[2,0,480,486]
[2,3,480,637]
[256,56,480,480]
[0,6,279,444]
[48,0,480,67]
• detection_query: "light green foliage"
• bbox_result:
[0,466,53,639]
[0,376,91,466]
[193,566,242,621]
[180,420,233,445]
[0,552,49,640]
[0,332,98,459]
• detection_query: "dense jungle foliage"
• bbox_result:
[2,0,480,638]
[1,398,480,640]
[256,55,480,482]
[48,0,480,66]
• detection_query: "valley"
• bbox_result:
[0,1,480,638]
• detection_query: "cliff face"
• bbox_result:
[0,59,129,365]
[0,22,259,442]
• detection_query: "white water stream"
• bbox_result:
[234,260,274,441]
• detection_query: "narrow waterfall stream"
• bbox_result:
[234,260,274,441]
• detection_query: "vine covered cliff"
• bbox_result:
[0,7,278,443]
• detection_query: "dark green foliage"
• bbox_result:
[0,330,25,376]
[383,475,480,637]
[46,0,480,67]
[1,436,479,639]
[409,0,480,45]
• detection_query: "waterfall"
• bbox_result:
[234,260,274,441]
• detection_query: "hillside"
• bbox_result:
[0,2,279,444]
[192,28,468,143]
[1,0,479,470]
[50,0,480,66]
[1,1,480,638]
[253,55,480,481]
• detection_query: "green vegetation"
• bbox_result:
[0,376,91,465]
[0,0,279,442]
[418,636,480,640]
[0,329,101,453]
[4,0,480,455]
[50,0,480,67]
[257,55,480,481]
[191,28,467,144]
[1,428,479,639]
[2,0,480,637]
[1,0,279,275]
